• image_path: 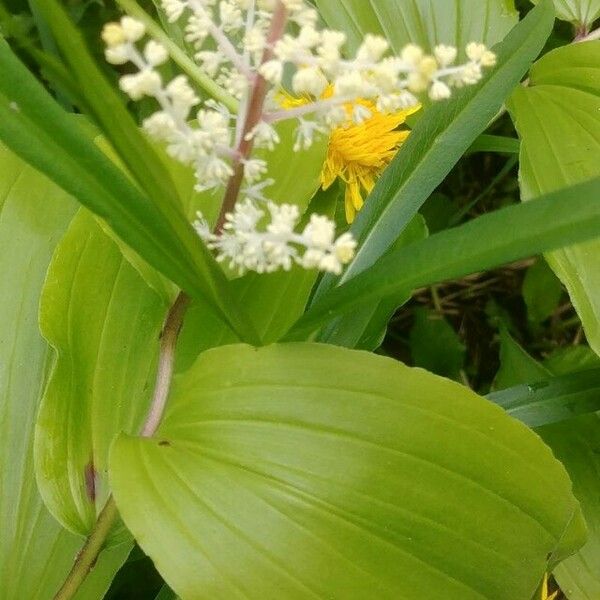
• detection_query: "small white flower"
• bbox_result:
[466,42,487,62]
[144,40,169,66]
[120,16,146,42]
[401,44,424,65]
[195,49,226,76]
[102,22,126,46]
[243,158,268,183]
[259,60,285,84]
[357,34,389,63]
[429,80,452,101]
[105,45,130,65]
[162,0,187,22]
[246,121,280,150]
[294,119,325,151]
[220,1,244,31]
[292,66,328,97]
[434,44,457,67]
[120,70,162,100]
[303,214,335,249]
[143,111,178,139]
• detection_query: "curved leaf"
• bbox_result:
[0,144,130,599]
[508,41,600,356]
[315,0,518,55]
[111,343,584,600]
[35,210,166,540]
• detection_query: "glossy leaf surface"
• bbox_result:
[111,343,584,600]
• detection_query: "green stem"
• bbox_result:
[53,498,119,600]
[115,0,238,112]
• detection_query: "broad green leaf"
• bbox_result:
[531,0,600,27]
[522,258,564,325]
[287,176,600,340]
[35,210,166,539]
[0,38,258,341]
[540,415,600,600]
[488,368,600,427]
[0,144,130,599]
[315,0,518,55]
[111,343,584,600]
[508,41,600,356]
[312,1,555,303]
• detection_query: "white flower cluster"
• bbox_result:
[194,201,356,275]
[103,3,497,192]
[102,2,496,276]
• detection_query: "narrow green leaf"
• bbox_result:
[508,41,600,356]
[111,343,584,600]
[488,369,600,428]
[35,210,165,540]
[313,0,554,302]
[0,144,130,599]
[288,177,600,340]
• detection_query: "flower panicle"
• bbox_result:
[194,200,357,275]
[102,1,497,275]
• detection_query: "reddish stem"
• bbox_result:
[215,1,288,232]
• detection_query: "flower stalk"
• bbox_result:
[215,0,288,232]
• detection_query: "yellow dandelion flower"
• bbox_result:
[322,99,419,222]
[279,88,420,223]
[541,573,559,600]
